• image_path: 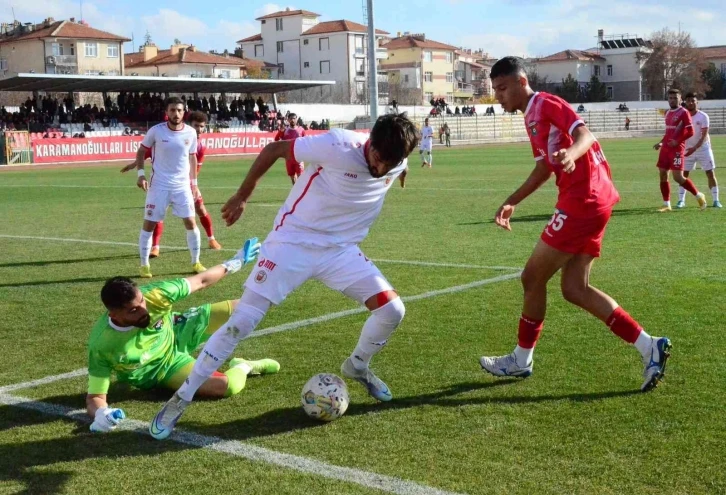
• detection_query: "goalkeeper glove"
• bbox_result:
[90,407,126,433]
[222,237,261,274]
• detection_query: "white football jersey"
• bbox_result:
[686,110,711,151]
[141,123,198,190]
[265,129,407,247]
[421,126,434,142]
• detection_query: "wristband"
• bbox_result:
[191,179,198,186]
[137,169,145,178]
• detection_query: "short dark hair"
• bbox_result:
[685,92,698,99]
[490,56,527,79]
[668,88,681,96]
[101,277,138,310]
[369,113,420,165]
[165,96,184,109]
[288,113,297,119]
[188,110,207,123]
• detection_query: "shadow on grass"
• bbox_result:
[0,268,193,288]
[0,405,190,495]
[458,207,660,226]
[0,253,138,269]
[118,200,280,211]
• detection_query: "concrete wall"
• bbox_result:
[129,63,242,78]
[0,41,46,78]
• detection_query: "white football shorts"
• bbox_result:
[144,187,195,222]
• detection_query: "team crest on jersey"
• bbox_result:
[147,209,153,217]
[184,139,190,145]
[255,270,267,283]
[528,122,538,136]
[153,319,163,329]
[385,176,392,185]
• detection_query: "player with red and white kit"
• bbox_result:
[149,115,420,440]
[127,97,204,279]
[274,112,306,184]
[653,88,707,212]
[677,93,721,208]
[480,57,672,393]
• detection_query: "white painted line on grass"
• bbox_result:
[0,235,519,271]
[0,368,88,393]
[0,392,465,495]
[253,271,521,338]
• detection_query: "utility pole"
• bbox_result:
[366,0,379,122]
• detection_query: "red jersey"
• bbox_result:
[662,107,694,153]
[524,92,619,215]
[283,126,305,140]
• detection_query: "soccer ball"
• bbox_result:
[301,373,349,421]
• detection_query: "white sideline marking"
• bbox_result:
[0,235,519,271]
[0,392,465,495]
[252,271,521,338]
[0,368,88,393]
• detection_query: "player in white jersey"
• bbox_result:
[678,93,721,208]
[420,117,434,168]
[130,97,205,278]
[149,115,420,440]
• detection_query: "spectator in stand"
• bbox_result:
[455,106,460,115]
[625,116,631,131]
[444,122,451,147]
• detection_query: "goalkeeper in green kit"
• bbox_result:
[86,238,280,433]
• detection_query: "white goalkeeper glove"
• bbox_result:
[222,237,261,274]
[90,407,126,433]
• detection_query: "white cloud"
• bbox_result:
[459,33,530,58]
[142,9,208,40]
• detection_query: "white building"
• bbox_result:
[532,31,652,101]
[238,8,389,103]
[699,45,726,75]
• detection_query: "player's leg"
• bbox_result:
[677,158,695,208]
[171,188,204,272]
[420,148,426,167]
[480,240,572,377]
[195,197,221,250]
[673,169,706,210]
[150,221,163,258]
[703,152,720,207]
[658,167,672,211]
[159,356,238,399]
[318,247,403,401]
[560,254,672,392]
[140,189,169,277]
[399,167,408,189]
[427,150,433,168]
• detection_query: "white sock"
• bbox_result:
[513,345,534,366]
[139,230,153,266]
[712,186,719,202]
[634,329,653,359]
[678,186,686,202]
[428,153,433,166]
[177,299,267,401]
[208,235,215,241]
[186,227,201,264]
[350,298,405,371]
[664,200,671,208]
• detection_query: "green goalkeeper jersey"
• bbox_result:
[87,278,191,394]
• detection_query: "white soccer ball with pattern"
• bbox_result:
[301,373,349,421]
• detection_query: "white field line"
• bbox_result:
[0,234,519,271]
[0,392,465,495]
[252,271,521,338]
[0,368,88,393]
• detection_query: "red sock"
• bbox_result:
[200,213,214,238]
[606,307,642,344]
[659,181,670,201]
[682,178,699,196]
[518,314,544,349]
[152,221,164,247]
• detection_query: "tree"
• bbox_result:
[245,66,270,80]
[702,63,726,99]
[585,75,608,102]
[144,31,153,45]
[557,73,581,103]
[173,38,182,45]
[639,27,708,100]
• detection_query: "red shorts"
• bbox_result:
[657,148,684,171]
[540,208,612,258]
[286,159,304,177]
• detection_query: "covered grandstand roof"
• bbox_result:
[0,73,335,94]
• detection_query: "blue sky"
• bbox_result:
[2,0,723,57]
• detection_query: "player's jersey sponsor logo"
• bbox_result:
[146,204,155,209]
[344,172,358,179]
[257,259,277,271]
[255,270,268,283]
[153,319,163,330]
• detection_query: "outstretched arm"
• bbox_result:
[185,237,261,293]
[494,160,552,231]
[221,140,294,226]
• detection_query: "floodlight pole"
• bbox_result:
[366,0,378,123]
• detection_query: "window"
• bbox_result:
[594,65,600,77]
[51,43,61,56]
[278,63,284,75]
[455,70,464,80]
[303,39,309,45]
[446,92,453,103]
[276,41,283,53]
[70,43,75,56]
[85,70,100,75]
[320,60,330,74]
[304,61,310,68]
[85,42,98,57]
[404,74,409,83]
[319,37,329,51]
[356,58,365,77]
[446,72,453,83]
[425,92,434,101]
[423,51,432,62]
[0,59,7,70]
[219,70,231,78]
[107,70,119,76]
[445,52,452,63]
[356,81,365,95]
[255,44,264,57]
[607,86,613,99]
[721,63,726,75]
[424,71,433,82]
[275,18,283,31]
[607,65,613,76]
[355,35,364,55]
[107,44,119,58]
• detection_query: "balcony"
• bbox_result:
[453,82,474,98]
[46,55,77,66]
